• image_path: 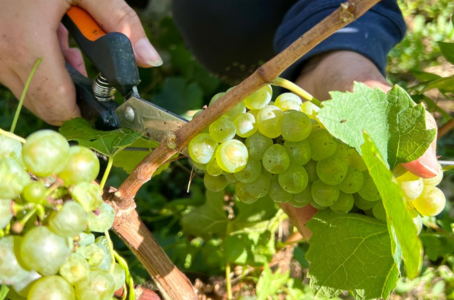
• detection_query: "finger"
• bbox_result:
[73,0,162,67]
[278,203,318,240]
[57,24,87,76]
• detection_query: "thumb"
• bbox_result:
[75,0,162,68]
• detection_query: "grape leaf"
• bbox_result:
[256,264,289,300]
[223,231,275,266]
[60,118,142,157]
[420,75,454,93]
[361,131,422,278]
[306,210,398,300]
[112,137,161,173]
[438,42,454,65]
[0,285,8,300]
[317,83,436,168]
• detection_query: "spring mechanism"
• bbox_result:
[93,74,116,102]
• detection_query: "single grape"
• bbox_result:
[71,182,103,213]
[113,263,126,291]
[58,146,100,186]
[204,173,228,192]
[244,174,271,198]
[311,179,340,207]
[276,100,302,112]
[243,85,272,110]
[0,158,31,199]
[234,159,261,183]
[59,253,90,284]
[234,113,257,138]
[95,237,112,271]
[256,105,284,138]
[275,93,302,107]
[12,270,41,297]
[0,236,31,285]
[358,172,381,201]
[353,193,378,210]
[330,192,354,214]
[0,135,22,161]
[300,101,319,118]
[206,158,224,176]
[422,163,443,186]
[74,269,115,300]
[372,201,386,222]
[216,140,248,173]
[413,214,423,234]
[304,160,319,182]
[209,115,236,143]
[412,185,446,217]
[338,167,364,194]
[262,144,290,174]
[281,111,312,142]
[88,202,115,232]
[245,133,273,160]
[346,148,367,171]
[21,226,72,275]
[49,201,88,237]
[78,233,95,246]
[0,199,12,229]
[261,167,274,180]
[209,92,225,106]
[22,181,47,204]
[307,129,337,161]
[278,165,309,194]
[396,172,424,200]
[77,243,105,267]
[310,199,327,210]
[22,130,70,177]
[290,184,312,207]
[316,156,348,185]
[269,176,292,203]
[283,140,311,165]
[192,160,207,171]
[224,173,239,184]
[209,92,246,119]
[333,143,350,159]
[28,275,75,300]
[188,133,218,164]
[235,183,259,204]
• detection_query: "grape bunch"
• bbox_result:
[188,86,446,230]
[0,130,125,300]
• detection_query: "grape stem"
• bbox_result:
[271,77,321,107]
[0,128,26,144]
[10,58,42,134]
[100,156,114,191]
[225,262,233,300]
[104,230,116,274]
[114,251,135,300]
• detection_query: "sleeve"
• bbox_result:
[273,0,407,80]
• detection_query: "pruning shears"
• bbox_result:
[62,7,188,149]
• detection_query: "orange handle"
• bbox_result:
[66,7,106,41]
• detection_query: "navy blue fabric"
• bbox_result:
[274,0,407,79]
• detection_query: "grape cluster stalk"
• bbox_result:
[188,86,446,229]
[0,131,127,300]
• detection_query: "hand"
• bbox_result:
[280,51,439,239]
[0,0,162,126]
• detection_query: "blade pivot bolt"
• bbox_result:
[124,106,135,123]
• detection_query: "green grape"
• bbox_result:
[396,172,423,200]
[21,226,72,275]
[316,156,348,185]
[412,185,446,217]
[216,140,248,173]
[244,174,271,198]
[0,236,31,285]
[0,199,12,229]
[346,148,367,171]
[224,173,239,184]
[310,199,327,210]
[262,144,290,174]
[49,201,88,237]
[283,140,311,165]
[192,161,207,171]
[76,243,105,267]
[278,165,308,194]
[330,192,354,214]
[234,113,257,138]
[338,167,364,194]
[372,201,386,222]
[12,269,41,297]
[112,263,126,291]
[204,173,228,192]
[188,133,218,164]
[269,176,292,203]
[22,181,47,204]
[274,93,302,107]
[0,135,22,161]
[300,101,319,118]
[281,111,312,142]
[311,179,340,207]
[95,237,112,271]
[358,172,381,201]
[209,115,236,143]
[236,183,259,204]
[22,130,70,177]
[59,253,89,284]
[304,160,319,182]
[290,184,312,207]
[276,100,302,112]
[28,275,75,300]
[249,110,259,118]
[422,163,443,186]
[261,168,274,179]
[413,214,423,234]
[307,129,337,161]
[58,146,100,186]
[71,182,103,213]
[74,269,115,300]
[256,105,284,138]
[206,158,224,176]
[245,133,273,160]
[234,159,261,183]
[333,143,350,159]
[88,203,115,232]
[209,92,225,106]
[209,92,246,119]
[0,158,31,199]
[243,85,272,110]
[353,194,378,210]
[78,233,95,246]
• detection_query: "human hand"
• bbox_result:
[0,0,162,126]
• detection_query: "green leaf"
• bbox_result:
[420,75,454,93]
[60,118,142,157]
[318,83,436,168]
[438,42,454,64]
[112,137,160,174]
[256,264,289,300]
[306,210,398,300]
[223,231,275,266]
[361,131,422,278]
[411,70,442,82]
[0,285,8,300]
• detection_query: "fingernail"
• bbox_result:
[134,38,163,67]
